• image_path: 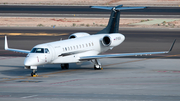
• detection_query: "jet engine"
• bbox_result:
[68,32,90,39]
[101,33,124,47]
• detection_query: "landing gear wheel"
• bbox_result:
[61,64,65,69]
[31,69,38,77]
[31,72,38,76]
[94,65,101,70]
[61,64,69,70]
[65,64,69,69]
[93,59,102,70]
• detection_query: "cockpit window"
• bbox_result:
[31,48,37,53]
[45,48,50,53]
[36,48,44,53]
[31,48,44,53]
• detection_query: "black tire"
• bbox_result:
[31,72,37,76]
[65,64,69,69]
[31,72,34,76]
[94,65,101,70]
[61,64,65,69]
[61,64,69,69]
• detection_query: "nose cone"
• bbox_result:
[24,54,45,66]
[24,56,36,66]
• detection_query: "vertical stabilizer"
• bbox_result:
[90,5,146,34]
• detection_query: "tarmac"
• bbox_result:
[0,57,180,101]
[0,27,180,100]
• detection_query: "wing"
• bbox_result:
[80,39,176,60]
[5,36,30,54]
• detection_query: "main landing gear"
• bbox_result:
[61,64,69,70]
[93,59,102,70]
[31,69,38,77]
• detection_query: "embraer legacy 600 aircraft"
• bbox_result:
[5,5,176,76]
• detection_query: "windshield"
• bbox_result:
[31,48,50,53]
[31,48,44,53]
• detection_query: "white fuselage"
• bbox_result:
[24,33,125,66]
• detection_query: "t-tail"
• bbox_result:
[90,5,146,34]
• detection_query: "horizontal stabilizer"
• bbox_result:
[116,7,146,10]
[90,6,114,10]
[90,5,146,11]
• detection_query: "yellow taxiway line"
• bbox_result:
[0,69,78,83]
[0,54,179,83]
[0,33,69,36]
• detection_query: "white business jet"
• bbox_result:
[5,5,176,76]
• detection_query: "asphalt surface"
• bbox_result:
[0,5,180,18]
[0,5,180,101]
[0,57,180,101]
[0,27,179,58]
[1,13,180,18]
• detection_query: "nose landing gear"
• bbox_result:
[25,66,38,77]
[31,69,38,77]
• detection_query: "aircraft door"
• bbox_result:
[47,44,56,62]
[44,48,51,63]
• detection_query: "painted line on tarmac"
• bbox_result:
[0,54,179,83]
[38,69,78,77]
[0,69,78,83]
[0,57,17,60]
[49,75,180,86]
[0,33,69,36]
[21,95,38,99]
[103,54,180,67]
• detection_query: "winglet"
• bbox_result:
[169,39,176,52]
[5,36,9,50]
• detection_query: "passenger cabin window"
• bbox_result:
[70,46,72,50]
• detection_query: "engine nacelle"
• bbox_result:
[101,33,125,47]
[68,32,90,39]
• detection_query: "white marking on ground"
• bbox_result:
[21,95,38,99]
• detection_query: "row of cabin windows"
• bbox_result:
[63,42,94,51]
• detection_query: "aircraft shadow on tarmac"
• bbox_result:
[0,62,92,76]
[0,61,145,76]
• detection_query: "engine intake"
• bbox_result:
[102,36,111,46]
[101,33,125,47]
[69,35,76,39]
[68,32,90,39]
